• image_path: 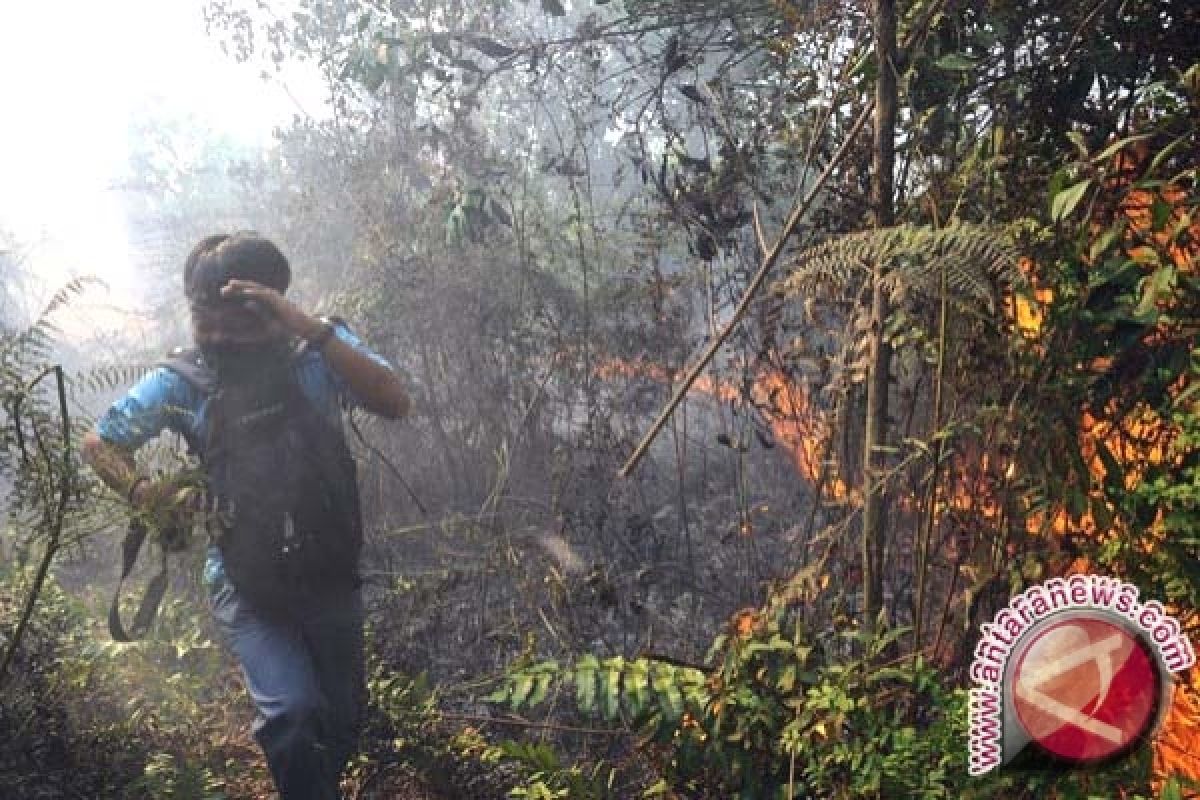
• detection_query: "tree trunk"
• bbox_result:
[862,0,897,632]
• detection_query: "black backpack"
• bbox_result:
[109,344,363,639]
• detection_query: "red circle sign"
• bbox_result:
[1008,614,1156,762]
[1012,614,1159,762]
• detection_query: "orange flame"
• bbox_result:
[746,369,847,499]
[599,149,1198,776]
[1096,163,1199,786]
[1048,147,1200,784]
[596,357,847,501]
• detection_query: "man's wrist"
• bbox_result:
[296,314,323,340]
[304,316,337,350]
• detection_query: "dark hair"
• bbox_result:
[184,232,291,305]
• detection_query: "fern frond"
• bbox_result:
[68,364,154,400]
[0,277,104,368]
[40,276,105,320]
[775,222,1021,314]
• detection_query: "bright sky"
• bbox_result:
[0,0,322,341]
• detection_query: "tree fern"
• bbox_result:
[0,276,101,369]
[0,278,108,542]
[774,222,1021,314]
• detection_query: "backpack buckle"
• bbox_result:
[280,513,299,556]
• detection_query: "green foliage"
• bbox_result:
[65,4,1200,799]
[777,222,1020,314]
[0,280,93,495]
[679,621,976,799]
[369,665,440,749]
[489,654,707,733]
[490,620,938,797]
[362,661,610,798]
[61,595,226,728]
[491,740,617,800]
[1050,178,1093,223]
[445,186,513,248]
[127,752,227,800]
[486,590,1165,798]
[0,562,152,797]
[1019,73,1200,616]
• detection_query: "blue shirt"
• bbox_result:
[96,322,395,586]
[96,322,393,451]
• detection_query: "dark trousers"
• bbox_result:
[207,550,364,800]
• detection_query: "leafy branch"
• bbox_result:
[775,221,1021,314]
[0,366,73,690]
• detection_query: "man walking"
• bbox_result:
[82,232,409,799]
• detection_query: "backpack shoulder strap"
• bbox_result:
[108,519,168,642]
[108,348,214,641]
[156,347,217,395]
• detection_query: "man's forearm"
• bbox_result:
[320,333,411,419]
[82,432,197,513]
[219,279,411,420]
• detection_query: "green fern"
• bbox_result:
[0,277,102,367]
[0,278,117,553]
[69,363,155,399]
[775,222,1021,314]
[487,655,708,734]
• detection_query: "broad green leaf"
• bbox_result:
[1135,265,1175,317]
[935,53,976,71]
[575,659,598,712]
[651,666,685,720]
[510,674,535,709]
[600,666,621,719]
[1091,132,1151,164]
[1066,483,1088,520]
[1050,178,1092,223]
[1088,221,1125,262]
[528,672,553,707]
[1066,131,1089,159]
[625,660,650,715]
[1047,169,1067,203]
[642,779,671,797]
[660,682,684,720]
[1152,196,1172,231]
[777,664,796,693]
[1169,210,1193,242]
[1148,136,1188,175]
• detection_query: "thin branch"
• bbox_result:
[619,97,875,478]
[0,367,72,691]
[752,200,770,260]
[618,0,950,478]
[437,711,625,737]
